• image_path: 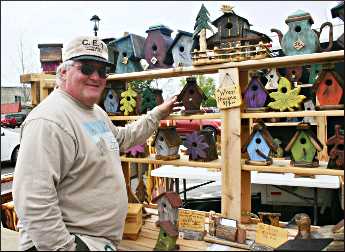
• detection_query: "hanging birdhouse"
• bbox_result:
[125,143,148,158]
[313,69,344,110]
[177,77,207,114]
[285,66,303,86]
[268,77,306,111]
[151,127,181,160]
[165,30,193,67]
[37,43,63,74]
[331,1,344,48]
[101,88,120,115]
[154,220,179,251]
[144,24,174,69]
[120,86,137,116]
[327,125,344,170]
[303,99,316,124]
[244,75,269,111]
[114,33,145,74]
[140,88,164,114]
[265,68,280,90]
[241,121,277,165]
[151,191,182,227]
[285,122,323,167]
[184,130,218,162]
[308,64,322,84]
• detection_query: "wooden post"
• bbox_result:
[219,68,242,221]
[316,116,328,161]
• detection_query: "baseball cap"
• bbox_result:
[62,35,112,65]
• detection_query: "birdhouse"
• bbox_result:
[151,127,182,160]
[101,87,121,115]
[285,122,323,167]
[144,24,174,69]
[265,68,279,90]
[114,33,145,74]
[286,66,303,86]
[151,191,182,226]
[37,43,63,74]
[177,77,207,114]
[271,138,284,158]
[206,5,271,49]
[184,130,218,162]
[327,125,344,170]
[244,75,269,111]
[165,30,193,67]
[331,1,344,48]
[123,203,143,240]
[308,64,322,84]
[125,143,148,158]
[241,121,277,165]
[154,220,179,251]
[139,88,164,114]
[120,86,137,116]
[303,99,316,124]
[313,69,344,109]
[102,38,118,73]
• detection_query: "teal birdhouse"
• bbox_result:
[285,123,323,167]
[241,121,277,165]
[154,220,179,251]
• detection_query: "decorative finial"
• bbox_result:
[220,5,234,13]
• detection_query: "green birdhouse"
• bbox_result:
[154,220,179,251]
[285,123,323,167]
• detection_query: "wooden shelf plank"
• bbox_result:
[241,110,344,119]
[120,154,221,169]
[253,122,317,127]
[109,113,223,121]
[106,50,343,81]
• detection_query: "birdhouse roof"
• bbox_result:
[285,123,323,152]
[151,127,182,147]
[38,43,63,48]
[241,121,277,153]
[313,69,344,92]
[158,220,179,237]
[115,33,145,59]
[177,77,207,101]
[164,30,193,65]
[327,125,344,145]
[151,191,182,208]
[242,28,272,42]
[244,75,269,95]
[212,12,251,27]
[146,24,173,36]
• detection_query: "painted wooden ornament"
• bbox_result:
[285,122,323,167]
[120,86,137,115]
[303,99,316,124]
[184,130,218,162]
[151,127,181,160]
[271,10,333,56]
[313,69,344,110]
[265,68,280,90]
[244,75,268,111]
[268,77,306,111]
[125,144,148,158]
[308,64,322,84]
[327,125,344,170]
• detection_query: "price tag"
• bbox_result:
[255,223,288,248]
[215,73,242,109]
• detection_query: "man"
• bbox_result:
[13,35,178,251]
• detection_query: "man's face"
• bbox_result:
[61,60,107,107]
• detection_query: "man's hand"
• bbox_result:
[157,96,182,118]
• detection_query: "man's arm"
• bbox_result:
[13,119,77,251]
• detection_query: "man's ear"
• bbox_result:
[61,67,67,81]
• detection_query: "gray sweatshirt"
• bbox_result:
[13,89,164,250]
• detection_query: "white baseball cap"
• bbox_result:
[62,35,112,65]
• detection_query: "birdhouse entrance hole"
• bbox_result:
[251,85,258,91]
[281,87,287,93]
[152,44,157,51]
[295,26,301,32]
[226,22,233,30]
[300,138,307,144]
[179,46,185,52]
[325,79,333,86]
[255,138,261,144]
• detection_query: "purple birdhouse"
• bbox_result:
[244,75,268,111]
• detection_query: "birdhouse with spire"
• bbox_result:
[285,122,323,167]
[144,24,174,69]
[327,125,344,170]
[177,77,207,115]
[313,68,344,110]
[114,33,146,74]
[165,30,193,67]
[241,121,277,165]
[151,127,182,160]
[152,191,182,227]
[244,74,269,111]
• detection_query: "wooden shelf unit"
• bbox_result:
[108,50,344,224]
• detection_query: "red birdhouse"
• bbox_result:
[313,69,343,109]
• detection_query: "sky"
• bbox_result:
[1,1,343,91]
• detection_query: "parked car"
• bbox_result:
[9,112,27,126]
[1,114,17,128]
[1,126,20,165]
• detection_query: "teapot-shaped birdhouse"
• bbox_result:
[271,10,333,56]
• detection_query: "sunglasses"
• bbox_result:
[76,63,108,79]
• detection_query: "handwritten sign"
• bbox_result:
[255,223,288,248]
[178,209,205,232]
[215,72,242,109]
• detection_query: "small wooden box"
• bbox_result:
[123,203,143,240]
[215,217,237,242]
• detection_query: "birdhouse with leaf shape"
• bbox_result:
[184,130,218,162]
[154,220,179,251]
[114,33,145,74]
[120,86,137,116]
[268,76,306,111]
[241,121,277,165]
[244,74,268,111]
[327,125,344,170]
[139,88,164,114]
[152,191,182,227]
[125,143,149,158]
[285,122,323,167]
[165,30,193,67]
[313,69,344,110]
[177,77,207,115]
[144,24,174,69]
[152,127,182,160]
